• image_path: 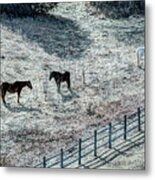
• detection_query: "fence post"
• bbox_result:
[138,107,141,131]
[82,68,86,85]
[109,123,112,149]
[43,156,46,168]
[78,138,82,166]
[124,115,127,140]
[60,148,64,168]
[94,130,97,157]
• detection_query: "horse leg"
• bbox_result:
[67,79,72,92]
[137,51,140,68]
[2,90,6,104]
[57,82,61,93]
[17,90,21,104]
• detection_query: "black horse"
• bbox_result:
[49,71,71,93]
[0,81,33,104]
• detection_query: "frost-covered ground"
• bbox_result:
[0,2,145,168]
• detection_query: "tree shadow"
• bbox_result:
[115,28,144,46]
[3,102,42,113]
[1,14,91,60]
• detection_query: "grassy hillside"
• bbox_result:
[0,2,145,168]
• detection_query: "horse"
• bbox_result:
[136,47,145,67]
[49,71,71,93]
[0,80,33,104]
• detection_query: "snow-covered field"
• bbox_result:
[0,2,145,168]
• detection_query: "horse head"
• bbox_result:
[27,81,33,89]
[49,72,55,81]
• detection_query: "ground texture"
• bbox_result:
[0,2,145,168]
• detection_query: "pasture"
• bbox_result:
[0,2,145,168]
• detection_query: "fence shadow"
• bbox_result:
[1,14,91,61]
[34,108,145,169]
[81,131,145,169]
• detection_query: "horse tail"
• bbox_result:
[66,72,71,89]
[0,84,2,100]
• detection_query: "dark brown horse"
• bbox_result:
[0,81,33,104]
[49,71,71,93]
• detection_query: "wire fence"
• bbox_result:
[34,107,145,168]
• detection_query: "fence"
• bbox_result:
[34,107,145,168]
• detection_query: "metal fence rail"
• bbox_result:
[34,107,145,168]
